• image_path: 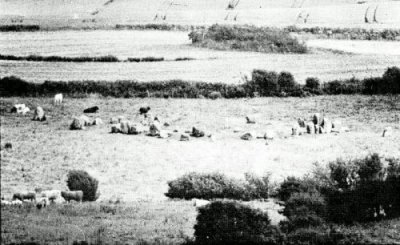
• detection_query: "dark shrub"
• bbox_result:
[165,172,268,201]
[286,227,363,245]
[194,201,283,245]
[382,66,400,93]
[278,71,297,93]
[281,192,327,230]
[67,170,99,202]
[275,177,319,202]
[305,77,320,91]
[250,70,279,96]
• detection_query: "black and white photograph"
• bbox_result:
[0,0,399,244]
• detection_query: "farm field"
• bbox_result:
[1,30,400,83]
[1,95,400,243]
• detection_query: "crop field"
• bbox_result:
[1,30,400,84]
[1,95,400,243]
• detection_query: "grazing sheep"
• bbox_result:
[180,133,190,141]
[39,190,63,203]
[382,127,392,137]
[54,93,63,105]
[191,127,205,137]
[139,106,151,115]
[111,124,121,133]
[83,106,99,113]
[32,106,46,121]
[12,192,36,202]
[110,117,118,124]
[61,190,83,202]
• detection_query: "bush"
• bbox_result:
[165,172,269,201]
[189,24,307,54]
[249,70,279,96]
[278,71,297,93]
[275,177,319,202]
[281,192,327,230]
[194,201,283,245]
[304,77,320,92]
[66,170,99,202]
[286,227,363,245]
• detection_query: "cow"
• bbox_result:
[54,93,63,105]
[83,106,99,113]
[139,106,151,115]
[12,192,36,202]
[61,190,83,202]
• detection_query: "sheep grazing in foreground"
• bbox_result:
[83,106,99,113]
[12,192,36,202]
[32,106,46,121]
[54,93,63,105]
[61,190,83,202]
[11,104,30,115]
[139,106,151,115]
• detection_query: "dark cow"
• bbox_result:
[83,106,99,113]
[61,190,83,202]
[139,106,151,115]
[12,192,36,201]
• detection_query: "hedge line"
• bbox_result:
[0,54,193,63]
[0,25,40,32]
[1,67,399,98]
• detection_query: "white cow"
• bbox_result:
[54,93,63,105]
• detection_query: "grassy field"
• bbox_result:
[1,95,400,244]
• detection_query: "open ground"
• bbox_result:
[1,95,400,243]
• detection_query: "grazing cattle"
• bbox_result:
[382,127,392,137]
[110,117,118,124]
[92,118,103,126]
[61,190,83,202]
[139,106,151,115]
[12,192,36,202]
[191,127,205,137]
[83,106,99,113]
[111,124,121,133]
[180,133,190,141]
[54,93,63,105]
[32,106,46,121]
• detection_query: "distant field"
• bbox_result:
[1,0,400,29]
[1,30,400,84]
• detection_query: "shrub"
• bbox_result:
[286,227,363,245]
[165,172,269,201]
[275,177,319,202]
[194,201,283,245]
[304,77,320,92]
[278,71,297,93]
[66,170,99,202]
[281,192,327,230]
[250,70,279,96]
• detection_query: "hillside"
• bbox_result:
[1,0,400,29]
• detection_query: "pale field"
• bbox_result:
[1,0,400,28]
[1,96,400,243]
[1,30,400,84]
